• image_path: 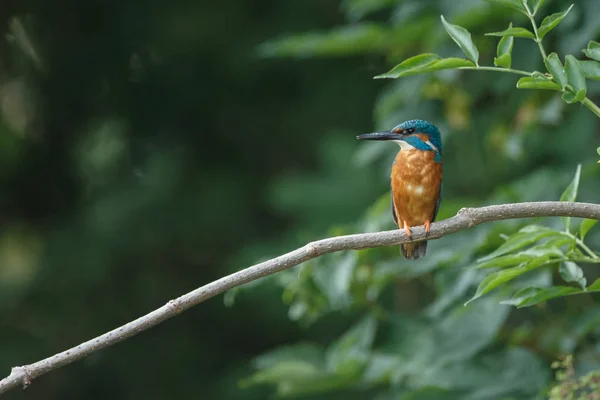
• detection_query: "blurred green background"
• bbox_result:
[1,0,600,399]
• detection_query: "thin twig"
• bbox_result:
[1,201,599,396]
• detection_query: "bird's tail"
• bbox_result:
[401,241,427,260]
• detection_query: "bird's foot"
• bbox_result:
[403,221,413,240]
[424,220,431,238]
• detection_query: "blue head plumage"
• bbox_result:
[393,119,442,157]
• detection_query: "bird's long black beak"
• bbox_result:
[356,131,402,141]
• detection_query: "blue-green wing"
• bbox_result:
[391,188,398,225]
[431,182,443,222]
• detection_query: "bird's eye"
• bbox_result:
[405,128,415,134]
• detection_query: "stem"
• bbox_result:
[524,2,548,60]
[523,2,600,122]
[576,239,598,260]
[459,66,533,76]
[562,231,600,259]
[582,97,600,119]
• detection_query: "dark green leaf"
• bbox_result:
[375,55,474,79]
[253,344,325,370]
[473,252,537,269]
[245,360,321,383]
[544,53,567,89]
[533,0,547,14]
[579,60,600,81]
[537,5,574,39]
[467,257,553,304]
[494,23,514,68]
[312,252,357,309]
[580,219,598,239]
[483,0,528,14]
[243,344,333,395]
[560,164,581,231]
[440,16,479,65]
[582,40,600,62]
[563,56,587,103]
[485,27,535,39]
[503,286,581,308]
[326,315,376,376]
[559,261,586,289]
[341,0,396,21]
[413,348,548,396]
[478,226,560,262]
[437,297,510,363]
[361,353,401,384]
[474,243,563,269]
[258,24,387,58]
[516,76,562,90]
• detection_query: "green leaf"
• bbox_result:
[478,226,560,262]
[494,54,512,69]
[312,252,357,309]
[473,252,537,269]
[341,0,396,21]
[474,243,563,269]
[485,27,535,39]
[544,53,567,90]
[375,55,474,79]
[440,16,479,65]
[258,24,389,58]
[582,40,600,62]
[467,262,541,304]
[467,256,556,304]
[579,60,600,81]
[537,5,574,39]
[483,0,528,15]
[588,277,600,290]
[516,76,562,90]
[562,56,587,103]
[428,58,475,70]
[361,353,401,384]
[560,164,581,231]
[579,219,598,239]
[533,0,547,14]
[326,315,377,375]
[375,53,440,78]
[502,286,581,308]
[252,344,325,370]
[494,23,514,68]
[437,297,510,363]
[559,261,586,289]
[242,344,333,395]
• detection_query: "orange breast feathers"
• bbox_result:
[391,150,442,228]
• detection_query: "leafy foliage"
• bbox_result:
[237,0,600,399]
[549,355,600,399]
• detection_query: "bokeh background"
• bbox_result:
[1,0,600,399]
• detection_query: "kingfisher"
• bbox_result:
[357,119,442,259]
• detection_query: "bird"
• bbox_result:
[357,119,442,259]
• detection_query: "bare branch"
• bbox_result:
[1,201,599,395]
